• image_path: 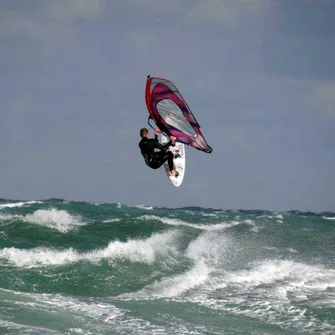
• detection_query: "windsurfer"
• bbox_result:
[139,128,179,177]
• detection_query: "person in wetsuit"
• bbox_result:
[139,127,179,177]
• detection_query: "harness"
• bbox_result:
[142,152,159,167]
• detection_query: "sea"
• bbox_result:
[0,198,334,335]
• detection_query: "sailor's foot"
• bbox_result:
[169,170,179,178]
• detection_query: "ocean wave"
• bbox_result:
[0,288,123,332]
[1,199,334,334]
[0,200,43,209]
[120,260,209,299]
[118,232,234,300]
[0,208,86,233]
[102,218,121,223]
[0,230,181,268]
[137,214,240,231]
[186,259,335,334]
[0,319,58,334]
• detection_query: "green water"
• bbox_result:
[0,199,334,334]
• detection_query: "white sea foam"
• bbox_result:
[221,260,335,292]
[140,260,209,298]
[224,260,296,286]
[0,319,58,334]
[185,231,233,268]
[0,208,86,232]
[0,288,123,330]
[1,288,199,334]
[0,247,79,267]
[0,230,180,268]
[186,259,335,334]
[199,212,218,217]
[0,200,43,209]
[151,232,234,297]
[103,218,121,223]
[243,219,259,232]
[138,214,240,231]
[133,205,154,210]
[286,248,298,253]
[118,203,154,210]
[36,293,122,320]
[0,213,19,222]
[274,213,284,220]
[257,212,284,223]
[119,232,233,301]
[23,208,86,232]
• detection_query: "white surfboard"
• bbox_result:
[158,133,186,187]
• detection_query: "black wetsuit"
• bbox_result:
[139,135,174,171]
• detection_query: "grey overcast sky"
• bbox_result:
[1,0,334,211]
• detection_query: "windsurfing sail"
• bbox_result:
[145,75,213,153]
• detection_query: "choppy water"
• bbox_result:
[0,199,334,334]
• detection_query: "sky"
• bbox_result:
[1,0,335,211]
